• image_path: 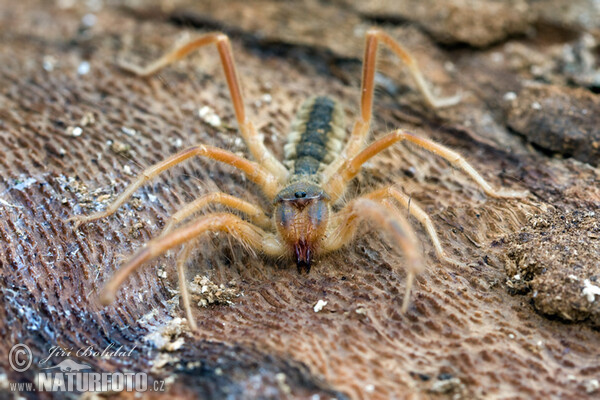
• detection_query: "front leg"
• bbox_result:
[161,192,271,234]
[68,145,279,228]
[100,212,285,306]
[323,198,423,312]
[324,129,529,202]
[119,32,288,182]
[323,28,462,181]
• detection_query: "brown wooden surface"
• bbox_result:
[1,1,599,399]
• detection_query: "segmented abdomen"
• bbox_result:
[284,96,346,181]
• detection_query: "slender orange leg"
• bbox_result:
[324,129,529,202]
[323,28,461,181]
[69,145,279,228]
[161,192,271,234]
[119,32,288,182]
[364,186,464,266]
[175,242,197,330]
[100,213,285,306]
[361,186,462,266]
[323,198,422,312]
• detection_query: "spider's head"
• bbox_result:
[274,181,330,273]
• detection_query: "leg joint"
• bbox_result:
[216,33,229,43]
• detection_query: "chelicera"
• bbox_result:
[70,29,527,329]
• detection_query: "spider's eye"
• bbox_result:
[294,191,307,198]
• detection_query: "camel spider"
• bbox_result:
[70,29,527,330]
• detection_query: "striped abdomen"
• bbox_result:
[284,96,345,181]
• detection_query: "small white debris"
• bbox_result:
[148,194,157,203]
[198,106,222,127]
[585,379,599,393]
[66,126,83,137]
[121,126,137,136]
[123,165,133,175]
[365,384,375,393]
[531,101,542,110]
[503,92,517,101]
[491,52,504,63]
[80,112,95,127]
[143,317,188,351]
[43,55,56,71]
[275,373,291,394]
[512,274,521,281]
[582,279,600,302]
[536,340,544,348]
[81,13,97,27]
[443,61,456,72]
[169,137,183,148]
[567,274,579,282]
[355,307,367,315]
[77,61,90,75]
[261,93,272,104]
[430,377,462,394]
[508,333,515,339]
[531,65,545,77]
[110,140,131,155]
[313,299,328,313]
[190,276,240,307]
[57,0,76,9]
[0,198,22,208]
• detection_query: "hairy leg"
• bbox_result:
[161,192,271,234]
[324,128,529,202]
[323,198,422,312]
[362,186,462,266]
[69,145,279,228]
[119,32,288,181]
[100,212,285,306]
[323,28,461,181]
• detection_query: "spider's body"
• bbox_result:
[284,96,346,179]
[275,179,330,272]
[71,30,527,329]
[277,96,344,270]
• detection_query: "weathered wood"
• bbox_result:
[1,1,599,399]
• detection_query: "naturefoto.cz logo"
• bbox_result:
[8,344,165,393]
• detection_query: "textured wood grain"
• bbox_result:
[1,1,600,399]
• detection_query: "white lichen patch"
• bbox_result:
[57,175,115,210]
[582,279,600,302]
[189,276,240,307]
